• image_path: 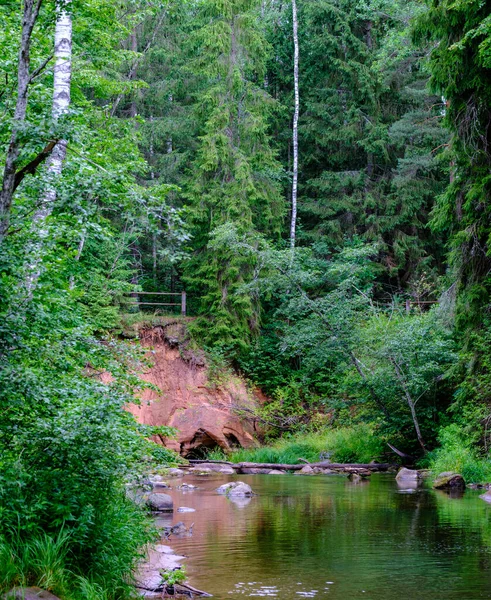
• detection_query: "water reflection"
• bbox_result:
[161,473,491,599]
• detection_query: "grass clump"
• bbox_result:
[227,425,383,464]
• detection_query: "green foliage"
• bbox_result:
[427,424,491,484]
[160,567,187,587]
[228,426,384,465]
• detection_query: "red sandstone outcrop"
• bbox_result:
[125,325,258,456]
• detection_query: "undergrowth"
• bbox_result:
[425,424,491,483]
[224,426,384,464]
[0,529,143,600]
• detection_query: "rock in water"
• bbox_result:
[168,468,185,477]
[268,469,285,475]
[396,468,422,484]
[216,482,255,497]
[480,490,491,503]
[433,472,466,490]
[147,493,174,512]
[4,589,61,600]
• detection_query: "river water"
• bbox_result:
[162,473,491,600]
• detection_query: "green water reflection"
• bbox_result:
[166,474,491,599]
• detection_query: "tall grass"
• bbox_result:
[227,425,383,464]
[427,424,491,483]
[0,530,139,600]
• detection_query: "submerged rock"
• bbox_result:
[147,492,174,512]
[216,481,255,497]
[4,589,61,600]
[433,472,466,490]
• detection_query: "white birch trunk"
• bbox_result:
[290,0,299,250]
[37,1,72,219]
[26,0,72,291]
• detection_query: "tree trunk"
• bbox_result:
[290,0,299,250]
[26,0,72,291]
[390,357,426,452]
[0,0,44,243]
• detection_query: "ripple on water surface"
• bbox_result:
[164,473,491,600]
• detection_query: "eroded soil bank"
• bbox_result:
[123,324,263,457]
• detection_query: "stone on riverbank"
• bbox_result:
[216,481,255,497]
[147,493,174,512]
[433,472,466,490]
[396,468,422,484]
[4,589,61,600]
[268,469,285,475]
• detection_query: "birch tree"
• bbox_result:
[34,0,72,226]
[290,0,299,250]
[26,0,72,290]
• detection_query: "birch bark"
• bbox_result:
[34,0,72,224]
[25,1,72,291]
[290,0,299,250]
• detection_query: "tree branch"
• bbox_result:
[13,140,59,192]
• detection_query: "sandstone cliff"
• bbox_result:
[125,323,258,457]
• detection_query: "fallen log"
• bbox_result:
[189,459,397,472]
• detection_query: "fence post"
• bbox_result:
[181,291,187,316]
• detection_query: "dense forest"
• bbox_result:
[2,0,491,597]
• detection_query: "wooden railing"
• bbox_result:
[126,291,187,316]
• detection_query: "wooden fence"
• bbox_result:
[126,291,187,316]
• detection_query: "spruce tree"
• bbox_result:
[182,0,285,350]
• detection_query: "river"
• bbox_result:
[160,473,491,599]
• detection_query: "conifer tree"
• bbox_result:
[183,0,284,350]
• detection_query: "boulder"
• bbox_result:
[147,493,174,512]
[396,468,422,483]
[216,481,255,497]
[151,480,170,489]
[4,589,61,600]
[433,472,466,490]
[294,465,314,475]
[268,469,285,475]
[168,468,185,477]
